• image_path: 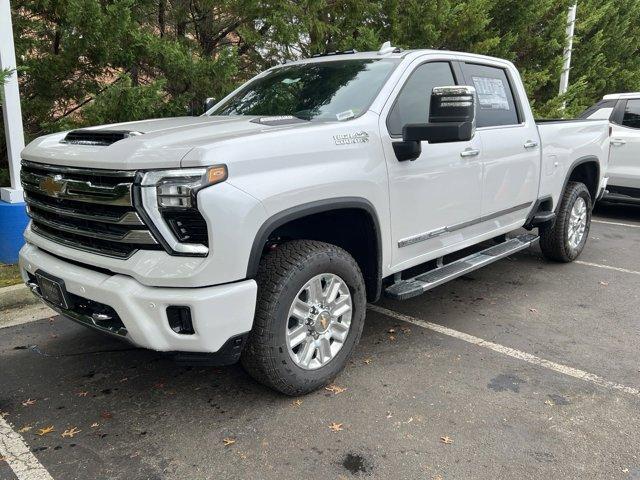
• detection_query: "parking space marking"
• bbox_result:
[593,219,640,229]
[575,260,640,276]
[369,305,640,399]
[0,417,54,480]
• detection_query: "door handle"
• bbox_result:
[460,148,480,158]
[611,138,627,146]
[524,140,539,149]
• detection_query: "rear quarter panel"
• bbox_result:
[537,120,610,207]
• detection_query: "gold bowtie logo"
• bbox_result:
[40,175,66,196]
[319,314,329,330]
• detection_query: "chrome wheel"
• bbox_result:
[568,196,587,249]
[285,273,353,370]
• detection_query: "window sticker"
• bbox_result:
[472,76,510,111]
[336,110,355,121]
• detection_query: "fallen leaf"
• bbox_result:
[120,378,129,383]
[544,399,554,406]
[223,438,236,446]
[363,358,372,365]
[100,411,113,419]
[529,308,538,313]
[17,425,32,433]
[440,436,454,445]
[37,426,55,436]
[388,328,396,334]
[386,411,393,419]
[61,427,81,438]
[329,422,344,432]
[325,384,347,395]
[21,399,36,406]
[600,281,609,286]
[389,335,396,341]
[401,327,411,334]
[76,391,89,397]
[90,423,99,428]
[291,399,303,407]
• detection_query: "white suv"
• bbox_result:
[20,45,610,394]
[582,92,640,204]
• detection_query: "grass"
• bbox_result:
[0,263,22,288]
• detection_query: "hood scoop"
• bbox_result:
[61,129,143,146]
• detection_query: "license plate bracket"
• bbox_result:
[35,270,72,310]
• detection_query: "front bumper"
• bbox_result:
[19,242,257,353]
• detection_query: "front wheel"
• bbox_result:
[241,240,366,395]
[539,181,592,262]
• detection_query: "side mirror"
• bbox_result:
[394,86,477,162]
[403,86,476,144]
[204,97,216,112]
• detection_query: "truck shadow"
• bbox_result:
[594,202,640,222]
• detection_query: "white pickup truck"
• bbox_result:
[19,44,610,395]
[581,92,640,204]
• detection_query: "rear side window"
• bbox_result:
[461,63,520,127]
[387,62,456,136]
[622,99,640,129]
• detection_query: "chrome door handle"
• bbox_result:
[611,138,627,146]
[460,148,480,158]
[524,140,539,149]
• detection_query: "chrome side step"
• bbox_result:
[385,234,539,300]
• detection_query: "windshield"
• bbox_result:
[210,59,399,121]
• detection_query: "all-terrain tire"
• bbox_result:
[539,181,592,262]
[241,240,367,396]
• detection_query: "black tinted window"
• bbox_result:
[579,99,617,119]
[461,63,519,127]
[623,99,640,129]
[387,62,455,136]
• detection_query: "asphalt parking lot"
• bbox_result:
[1,203,639,480]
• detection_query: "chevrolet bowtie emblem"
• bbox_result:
[319,313,330,330]
[40,175,66,197]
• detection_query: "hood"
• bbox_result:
[21,116,310,170]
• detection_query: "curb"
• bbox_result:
[0,283,39,310]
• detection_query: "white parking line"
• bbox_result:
[575,260,640,276]
[593,219,640,229]
[0,417,54,480]
[369,304,640,398]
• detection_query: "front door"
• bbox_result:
[609,98,640,191]
[380,59,483,271]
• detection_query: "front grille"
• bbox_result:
[21,160,161,258]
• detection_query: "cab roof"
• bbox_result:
[603,92,640,100]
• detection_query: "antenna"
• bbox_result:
[377,41,397,55]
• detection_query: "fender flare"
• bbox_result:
[246,197,383,297]
[558,155,601,211]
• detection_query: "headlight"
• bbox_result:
[138,166,228,256]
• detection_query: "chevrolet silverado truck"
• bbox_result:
[19,44,610,395]
[581,92,640,204]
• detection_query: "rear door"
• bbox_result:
[609,98,640,191]
[459,62,540,225]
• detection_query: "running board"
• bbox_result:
[385,234,539,300]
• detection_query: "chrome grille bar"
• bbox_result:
[24,194,144,226]
[27,210,157,244]
[21,169,132,206]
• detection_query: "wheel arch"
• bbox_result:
[561,156,601,208]
[246,197,383,302]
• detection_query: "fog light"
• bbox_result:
[167,306,195,335]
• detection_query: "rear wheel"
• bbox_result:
[241,240,366,395]
[539,181,592,262]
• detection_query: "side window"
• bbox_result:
[461,63,520,128]
[387,62,456,137]
[622,99,640,129]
